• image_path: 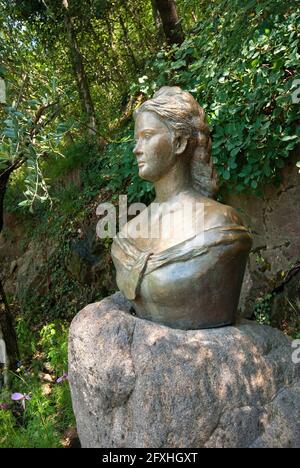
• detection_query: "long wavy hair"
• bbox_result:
[134,86,218,198]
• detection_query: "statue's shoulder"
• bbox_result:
[203,199,245,231]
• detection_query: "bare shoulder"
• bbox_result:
[203,198,245,230]
[176,191,245,232]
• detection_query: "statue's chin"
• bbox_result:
[138,166,165,184]
[138,166,155,182]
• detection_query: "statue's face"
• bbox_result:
[134,111,176,182]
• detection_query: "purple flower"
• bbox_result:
[0,403,10,410]
[11,393,31,401]
[11,392,31,410]
[56,373,68,384]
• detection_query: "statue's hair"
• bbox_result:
[134,86,218,198]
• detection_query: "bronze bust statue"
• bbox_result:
[111,87,252,329]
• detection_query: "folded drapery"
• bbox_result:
[111,224,252,301]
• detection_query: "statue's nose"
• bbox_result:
[133,142,143,156]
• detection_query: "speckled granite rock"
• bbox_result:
[68,292,300,448]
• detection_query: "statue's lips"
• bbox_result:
[137,161,146,167]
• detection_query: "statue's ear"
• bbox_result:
[174,135,188,156]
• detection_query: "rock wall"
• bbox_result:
[225,146,300,319]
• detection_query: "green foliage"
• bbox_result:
[39,323,68,376]
[131,0,300,194]
[45,141,92,180]
[253,293,273,325]
[0,4,75,210]
[0,321,74,448]
[0,0,157,212]
[15,316,37,359]
[3,0,299,209]
[6,130,154,220]
[1,103,75,210]
[6,0,156,133]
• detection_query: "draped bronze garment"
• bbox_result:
[111,223,252,329]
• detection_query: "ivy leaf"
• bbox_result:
[281,135,298,142]
[171,60,186,70]
[230,147,241,157]
[3,128,16,139]
[222,170,230,180]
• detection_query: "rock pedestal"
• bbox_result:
[68,293,300,448]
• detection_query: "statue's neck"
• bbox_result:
[154,161,192,203]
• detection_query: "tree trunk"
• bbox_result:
[153,0,184,46]
[0,170,9,234]
[63,2,97,136]
[151,0,164,45]
[0,169,19,373]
